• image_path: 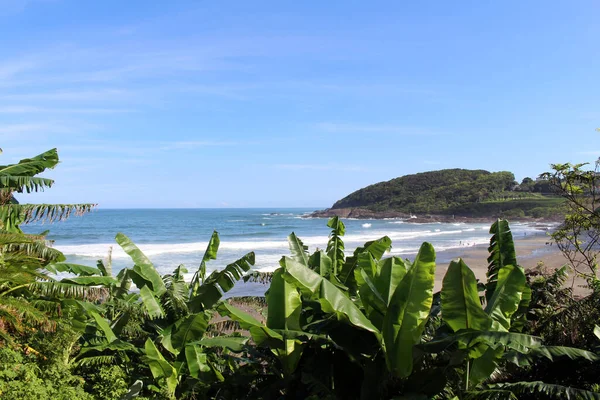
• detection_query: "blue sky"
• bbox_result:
[1,0,599,208]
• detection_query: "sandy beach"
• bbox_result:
[435,233,588,295]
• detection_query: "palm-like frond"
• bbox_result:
[243,271,274,284]
[464,390,518,400]
[326,216,346,275]
[3,239,65,265]
[3,203,97,224]
[0,296,56,340]
[161,265,190,317]
[72,354,116,367]
[189,252,255,312]
[29,281,109,301]
[0,176,54,193]
[489,381,600,399]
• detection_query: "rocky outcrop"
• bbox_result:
[307,207,410,219]
[306,207,500,223]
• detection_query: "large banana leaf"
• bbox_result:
[116,233,166,295]
[282,256,380,338]
[354,252,387,327]
[486,220,517,301]
[190,231,220,293]
[420,330,542,354]
[0,148,59,178]
[139,285,165,319]
[184,345,212,378]
[219,300,303,376]
[441,259,492,332]
[326,216,346,275]
[308,250,333,277]
[189,252,255,312]
[144,339,178,396]
[49,262,102,276]
[340,236,392,294]
[489,381,600,400]
[383,242,436,377]
[469,345,504,387]
[168,313,209,353]
[267,268,302,331]
[195,336,249,352]
[510,284,531,332]
[217,302,283,347]
[504,345,599,367]
[375,256,408,306]
[288,232,309,266]
[266,268,304,375]
[90,311,117,343]
[484,265,526,331]
[60,276,118,286]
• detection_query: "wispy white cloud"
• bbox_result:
[160,140,252,150]
[275,163,366,172]
[0,105,135,114]
[0,88,130,102]
[0,0,53,16]
[316,122,443,135]
[0,58,38,80]
[0,121,101,144]
[0,122,81,135]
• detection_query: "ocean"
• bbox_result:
[22,208,554,296]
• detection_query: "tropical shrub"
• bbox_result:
[0,343,92,400]
[217,218,599,399]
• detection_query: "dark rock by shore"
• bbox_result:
[308,207,410,219]
[306,207,559,224]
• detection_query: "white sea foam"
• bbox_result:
[56,240,292,259]
[362,223,372,228]
[55,223,539,262]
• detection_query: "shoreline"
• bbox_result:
[227,232,585,298]
[307,207,562,224]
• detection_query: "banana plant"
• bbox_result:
[219,217,438,398]
[65,231,255,398]
[219,218,600,399]
[427,219,600,398]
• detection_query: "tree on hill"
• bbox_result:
[330,168,561,217]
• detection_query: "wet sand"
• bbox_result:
[435,233,588,295]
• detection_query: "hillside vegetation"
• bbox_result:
[332,168,562,217]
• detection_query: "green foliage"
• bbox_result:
[0,342,92,400]
[3,152,598,400]
[543,161,600,284]
[442,260,492,332]
[331,168,560,216]
[87,365,129,400]
[211,217,595,399]
[383,243,436,377]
